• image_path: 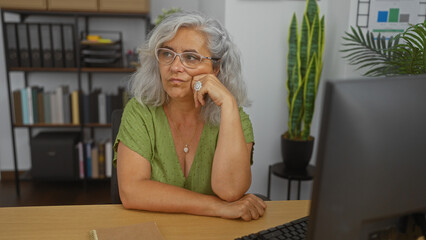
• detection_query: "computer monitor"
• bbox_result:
[308,75,426,240]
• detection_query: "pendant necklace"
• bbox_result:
[165,106,200,154]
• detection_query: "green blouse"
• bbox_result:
[113,98,254,195]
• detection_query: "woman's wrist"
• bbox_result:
[220,95,238,112]
[205,195,225,217]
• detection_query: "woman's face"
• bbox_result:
[159,27,217,101]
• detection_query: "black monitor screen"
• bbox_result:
[308,75,426,240]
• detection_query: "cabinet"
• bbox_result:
[1,8,151,196]
[0,0,149,13]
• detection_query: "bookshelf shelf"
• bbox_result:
[13,123,112,128]
[9,67,79,72]
[81,67,136,73]
[9,67,136,73]
[2,8,149,197]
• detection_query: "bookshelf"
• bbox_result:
[1,8,151,197]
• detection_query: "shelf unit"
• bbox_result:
[1,8,150,197]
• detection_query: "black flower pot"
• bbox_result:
[281,133,315,171]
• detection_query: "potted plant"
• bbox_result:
[341,21,426,76]
[283,0,325,171]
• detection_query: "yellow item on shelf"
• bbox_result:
[98,39,112,43]
[87,35,101,41]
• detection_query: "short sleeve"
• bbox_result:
[113,99,153,166]
[239,107,254,144]
[239,108,255,164]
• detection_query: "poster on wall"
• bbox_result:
[367,0,423,38]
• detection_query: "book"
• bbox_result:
[91,145,99,179]
[37,90,45,123]
[98,93,107,124]
[13,90,23,125]
[40,24,53,68]
[52,24,64,68]
[6,23,19,68]
[27,87,34,124]
[82,93,90,124]
[63,93,71,124]
[43,92,51,124]
[63,24,75,68]
[89,222,164,240]
[90,89,101,123]
[105,140,112,178]
[98,142,105,179]
[20,88,29,124]
[106,94,112,123]
[31,86,40,124]
[17,24,30,67]
[29,24,42,68]
[56,85,69,123]
[77,141,84,179]
[71,90,80,124]
[85,141,92,178]
[50,92,58,123]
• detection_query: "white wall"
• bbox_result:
[225,0,360,200]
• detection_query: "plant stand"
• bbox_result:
[267,163,315,200]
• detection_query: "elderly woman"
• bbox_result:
[114,11,266,221]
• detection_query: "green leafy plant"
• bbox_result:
[286,0,325,140]
[341,21,426,76]
[155,8,182,25]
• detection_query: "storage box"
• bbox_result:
[31,132,80,180]
[0,0,47,10]
[48,0,98,11]
[99,0,149,13]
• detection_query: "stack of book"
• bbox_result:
[12,86,128,125]
[77,140,113,179]
[5,23,75,68]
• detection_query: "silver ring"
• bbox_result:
[194,81,202,91]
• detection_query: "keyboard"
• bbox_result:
[235,216,309,240]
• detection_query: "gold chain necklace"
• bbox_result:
[165,106,200,154]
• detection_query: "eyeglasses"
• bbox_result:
[155,48,220,69]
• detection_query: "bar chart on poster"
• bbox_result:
[367,0,424,38]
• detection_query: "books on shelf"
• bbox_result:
[12,86,128,125]
[12,90,23,125]
[5,22,77,69]
[71,90,80,124]
[77,139,112,179]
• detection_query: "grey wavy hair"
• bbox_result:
[129,11,250,125]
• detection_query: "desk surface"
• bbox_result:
[0,200,309,240]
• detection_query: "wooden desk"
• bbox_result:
[0,200,309,240]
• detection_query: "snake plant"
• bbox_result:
[286,0,325,140]
[341,21,426,76]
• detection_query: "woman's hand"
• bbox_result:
[192,74,235,108]
[216,194,267,221]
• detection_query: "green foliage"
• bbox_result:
[155,8,182,26]
[287,0,325,140]
[341,21,426,76]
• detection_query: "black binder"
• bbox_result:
[5,23,19,68]
[17,23,31,67]
[52,24,64,68]
[63,24,75,68]
[29,24,42,68]
[40,24,53,68]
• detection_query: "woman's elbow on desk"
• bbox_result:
[212,183,250,202]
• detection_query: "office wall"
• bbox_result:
[150,0,225,25]
[224,0,360,200]
[0,0,363,200]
